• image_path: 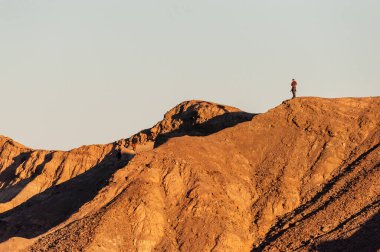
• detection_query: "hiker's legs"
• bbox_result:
[292,89,296,99]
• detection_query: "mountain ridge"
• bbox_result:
[0,97,379,251]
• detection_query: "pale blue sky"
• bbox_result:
[0,0,379,150]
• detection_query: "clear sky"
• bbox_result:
[0,0,379,150]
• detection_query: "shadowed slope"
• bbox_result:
[318,210,380,252]
[0,147,131,242]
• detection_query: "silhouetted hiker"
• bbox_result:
[291,79,297,99]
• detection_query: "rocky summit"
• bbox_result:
[0,97,379,251]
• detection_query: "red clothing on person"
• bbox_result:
[291,80,297,88]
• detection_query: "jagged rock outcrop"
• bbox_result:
[0,97,379,252]
[118,100,253,150]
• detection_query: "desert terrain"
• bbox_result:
[0,97,379,251]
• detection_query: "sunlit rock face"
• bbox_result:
[0,97,379,252]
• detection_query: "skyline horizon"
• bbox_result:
[1,95,378,151]
[1,0,379,150]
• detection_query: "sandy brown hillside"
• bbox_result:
[0,98,379,251]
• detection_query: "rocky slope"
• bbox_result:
[0,98,379,251]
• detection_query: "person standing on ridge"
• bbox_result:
[291,79,297,99]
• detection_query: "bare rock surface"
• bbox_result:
[0,98,379,252]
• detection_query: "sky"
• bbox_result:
[0,0,379,150]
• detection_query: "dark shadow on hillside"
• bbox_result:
[0,147,133,243]
[252,143,380,252]
[0,151,32,189]
[0,153,53,204]
[317,210,380,252]
[154,111,256,148]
